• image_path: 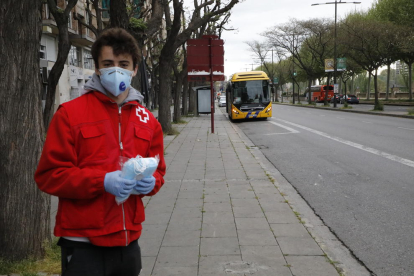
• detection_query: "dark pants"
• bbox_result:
[59,238,142,276]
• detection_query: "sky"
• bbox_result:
[198,0,376,78]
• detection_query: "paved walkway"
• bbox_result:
[139,106,370,276]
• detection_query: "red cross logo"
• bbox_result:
[136,107,149,123]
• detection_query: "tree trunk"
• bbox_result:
[409,63,413,101]
[110,0,129,29]
[44,0,78,130]
[43,23,72,129]
[0,0,50,261]
[386,64,391,101]
[374,70,379,108]
[324,74,329,106]
[182,73,189,116]
[351,75,355,95]
[189,82,195,114]
[173,70,183,122]
[158,57,173,132]
[367,73,372,100]
[150,67,159,110]
[308,79,312,104]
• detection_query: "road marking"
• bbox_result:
[267,121,300,135]
[398,127,414,131]
[277,118,414,169]
[264,132,297,136]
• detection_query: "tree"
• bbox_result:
[43,0,78,129]
[245,40,279,101]
[340,13,395,109]
[263,19,330,105]
[157,0,240,133]
[370,0,414,100]
[74,0,105,38]
[0,0,50,261]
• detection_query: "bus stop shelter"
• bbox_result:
[192,86,214,115]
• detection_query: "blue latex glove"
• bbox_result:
[134,176,156,194]
[104,171,136,197]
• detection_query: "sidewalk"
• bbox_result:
[140,107,371,276]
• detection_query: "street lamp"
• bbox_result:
[311,0,361,107]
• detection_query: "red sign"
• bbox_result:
[187,35,225,81]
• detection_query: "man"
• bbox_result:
[35,28,166,275]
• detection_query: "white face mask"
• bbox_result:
[99,67,133,97]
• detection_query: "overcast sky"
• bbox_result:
[186,0,375,77]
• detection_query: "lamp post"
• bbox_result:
[311,0,361,107]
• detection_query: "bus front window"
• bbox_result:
[233,80,270,104]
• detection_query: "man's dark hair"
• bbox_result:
[91,28,141,69]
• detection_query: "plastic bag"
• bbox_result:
[115,155,159,205]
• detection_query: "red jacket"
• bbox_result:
[35,91,166,247]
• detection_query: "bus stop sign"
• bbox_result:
[187,35,225,82]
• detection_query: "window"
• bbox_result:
[67,1,73,29]
[83,49,94,70]
[85,11,90,36]
[40,45,47,60]
[69,45,81,67]
[42,3,50,19]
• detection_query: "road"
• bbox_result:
[230,105,414,276]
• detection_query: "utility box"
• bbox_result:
[193,86,213,115]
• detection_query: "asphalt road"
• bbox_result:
[231,105,414,276]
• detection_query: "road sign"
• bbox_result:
[273,77,279,84]
[337,58,346,71]
[334,84,339,94]
[325,59,334,72]
[187,35,225,81]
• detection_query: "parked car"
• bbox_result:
[340,94,359,104]
[218,96,226,107]
[330,94,342,103]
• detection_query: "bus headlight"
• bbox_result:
[232,108,239,114]
[265,107,272,113]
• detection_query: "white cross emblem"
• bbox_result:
[136,107,149,123]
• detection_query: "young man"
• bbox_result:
[35,28,166,275]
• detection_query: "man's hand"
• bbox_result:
[104,171,136,197]
[134,176,156,194]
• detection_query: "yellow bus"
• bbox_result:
[225,71,272,120]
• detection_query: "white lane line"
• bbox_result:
[264,132,297,136]
[277,118,414,169]
[267,121,300,134]
[398,127,414,131]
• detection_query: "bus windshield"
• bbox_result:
[232,80,270,104]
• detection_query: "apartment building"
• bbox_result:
[40,0,105,112]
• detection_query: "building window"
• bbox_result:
[85,11,90,36]
[83,49,94,70]
[42,3,50,19]
[102,0,110,19]
[40,45,47,60]
[67,1,73,29]
[69,45,81,67]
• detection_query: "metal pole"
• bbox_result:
[292,34,295,104]
[209,37,214,134]
[333,0,338,107]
